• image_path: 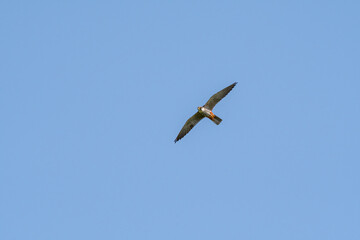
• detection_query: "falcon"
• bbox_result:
[174,82,237,143]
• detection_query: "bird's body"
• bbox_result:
[197,106,222,124]
[174,82,237,143]
[197,106,213,119]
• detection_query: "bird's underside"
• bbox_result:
[174,82,237,143]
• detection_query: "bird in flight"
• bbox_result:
[174,82,237,143]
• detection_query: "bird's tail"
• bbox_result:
[211,115,222,125]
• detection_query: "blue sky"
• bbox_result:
[1,1,359,239]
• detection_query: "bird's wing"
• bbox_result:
[204,82,237,110]
[174,112,205,143]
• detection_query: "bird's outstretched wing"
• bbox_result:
[174,112,204,143]
[204,82,237,110]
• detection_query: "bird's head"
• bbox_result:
[197,106,202,111]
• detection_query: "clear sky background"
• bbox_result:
[1,1,359,239]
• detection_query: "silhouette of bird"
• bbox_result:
[174,82,237,143]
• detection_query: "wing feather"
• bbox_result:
[204,82,237,110]
[174,112,204,143]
